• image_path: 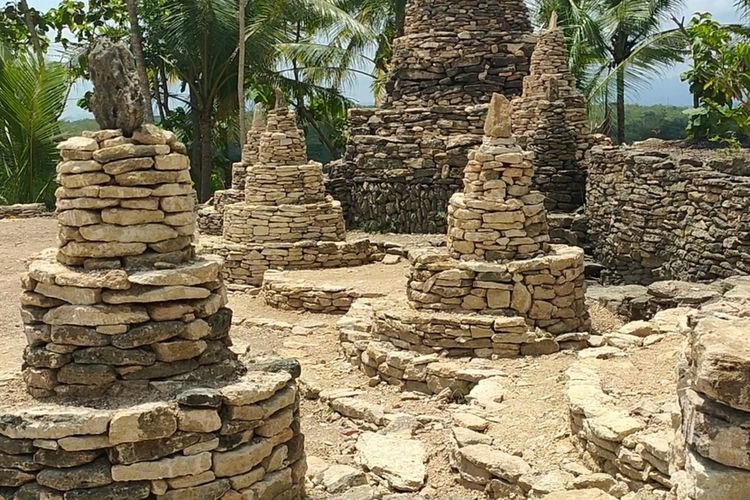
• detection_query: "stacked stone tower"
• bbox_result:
[327,0,536,233]
[408,94,588,336]
[339,94,589,392]
[198,106,267,235]
[8,42,305,499]
[200,94,372,286]
[511,14,596,211]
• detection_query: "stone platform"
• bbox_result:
[407,245,588,334]
[200,236,376,288]
[22,250,237,397]
[0,371,305,499]
[261,270,388,315]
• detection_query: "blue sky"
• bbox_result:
[27,0,742,119]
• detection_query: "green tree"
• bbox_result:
[532,0,685,144]
[682,13,750,143]
[0,46,70,206]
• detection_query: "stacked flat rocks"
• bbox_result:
[671,310,750,499]
[338,94,590,393]
[55,127,196,268]
[407,94,588,334]
[200,99,373,286]
[511,16,599,212]
[20,125,242,397]
[326,0,536,233]
[0,372,306,499]
[198,107,268,236]
[586,144,750,284]
[0,203,48,219]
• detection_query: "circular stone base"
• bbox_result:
[21,251,238,397]
[199,237,377,287]
[0,369,305,498]
[261,268,392,314]
[407,244,590,334]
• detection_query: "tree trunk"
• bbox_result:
[190,91,202,188]
[125,0,154,123]
[616,67,625,145]
[199,110,213,202]
[238,0,246,145]
[18,0,43,58]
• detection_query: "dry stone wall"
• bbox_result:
[327,0,536,233]
[0,372,306,499]
[586,145,750,284]
[671,310,750,499]
[0,203,48,219]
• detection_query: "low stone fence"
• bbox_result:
[0,203,48,219]
[199,238,377,287]
[565,362,673,491]
[586,145,750,284]
[407,245,589,335]
[197,206,223,236]
[261,270,373,314]
[223,199,346,245]
[0,371,305,499]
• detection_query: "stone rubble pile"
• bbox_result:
[586,144,750,284]
[199,95,374,287]
[327,0,536,233]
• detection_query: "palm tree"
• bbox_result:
[0,45,69,206]
[532,0,685,144]
[125,0,154,122]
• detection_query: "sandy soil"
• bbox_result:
[0,218,683,498]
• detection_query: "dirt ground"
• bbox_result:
[0,218,683,498]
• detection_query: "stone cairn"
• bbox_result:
[327,0,537,233]
[511,13,601,212]
[339,94,589,393]
[198,105,267,236]
[671,309,750,498]
[7,41,305,499]
[200,93,373,286]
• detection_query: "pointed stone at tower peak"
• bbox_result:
[274,89,287,111]
[484,93,512,138]
[251,103,266,130]
[549,11,558,30]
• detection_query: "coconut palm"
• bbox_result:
[532,0,686,144]
[0,45,70,206]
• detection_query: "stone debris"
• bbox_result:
[355,432,427,492]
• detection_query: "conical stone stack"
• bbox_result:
[407,94,589,335]
[511,14,600,211]
[22,124,240,398]
[199,97,373,285]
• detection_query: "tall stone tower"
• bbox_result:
[327,0,536,234]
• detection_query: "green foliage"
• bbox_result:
[0,46,70,207]
[682,13,750,143]
[621,105,688,142]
